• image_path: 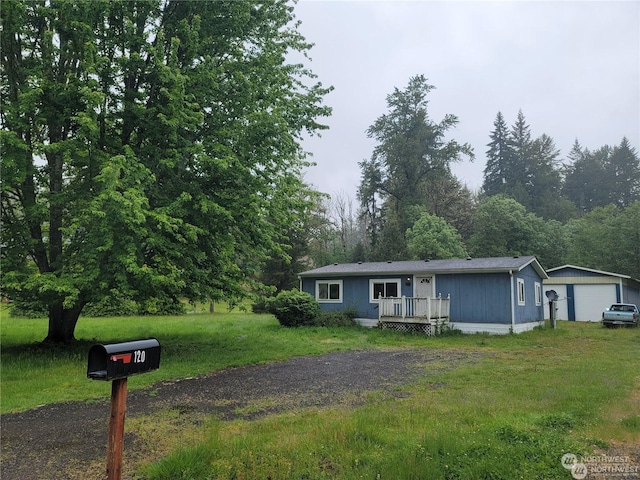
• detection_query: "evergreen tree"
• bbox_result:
[357,157,384,253]
[527,133,563,219]
[506,110,534,208]
[482,111,512,196]
[357,75,473,260]
[562,138,639,213]
[423,175,477,242]
[483,110,566,219]
[563,142,604,213]
[608,137,640,207]
[561,140,587,210]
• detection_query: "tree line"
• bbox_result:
[484,111,638,220]
[290,76,640,288]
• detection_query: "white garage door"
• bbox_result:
[544,285,568,320]
[574,284,617,322]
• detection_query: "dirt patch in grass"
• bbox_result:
[1,348,479,480]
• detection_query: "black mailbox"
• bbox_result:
[87,338,161,381]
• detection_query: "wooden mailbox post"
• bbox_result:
[87,339,161,480]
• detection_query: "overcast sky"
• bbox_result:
[293,0,640,199]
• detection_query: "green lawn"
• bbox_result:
[2,311,639,479]
[1,309,420,413]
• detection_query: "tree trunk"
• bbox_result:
[45,304,85,344]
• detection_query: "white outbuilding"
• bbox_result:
[543,265,640,322]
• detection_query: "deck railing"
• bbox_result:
[378,294,450,321]
[378,294,451,336]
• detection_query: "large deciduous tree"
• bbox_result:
[566,202,640,277]
[0,0,331,342]
[467,195,568,269]
[406,212,467,260]
[468,195,538,258]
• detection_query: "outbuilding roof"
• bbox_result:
[300,256,548,279]
[547,264,630,279]
[546,264,640,283]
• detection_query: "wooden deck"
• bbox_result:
[378,295,450,335]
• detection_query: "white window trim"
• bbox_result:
[535,282,542,306]
[315,279,343,303]
[369,278,401,302]
[517,278,526,306]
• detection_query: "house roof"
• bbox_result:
[300,256,548,279]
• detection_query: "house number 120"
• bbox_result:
[134,349,146,363]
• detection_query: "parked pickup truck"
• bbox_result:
[602,303,639,327]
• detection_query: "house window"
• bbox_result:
[370,279,401,302]
[517,278,525,306]
[535,282,542,306]
[316,280,342,303]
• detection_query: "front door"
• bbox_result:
[415,276,434,316]
[415,276,434,298]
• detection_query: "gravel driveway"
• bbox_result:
[1,348,479,480]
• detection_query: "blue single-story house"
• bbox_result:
[543,265,640,322]
[299,256,548,334]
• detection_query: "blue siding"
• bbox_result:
[436,265,543,325]
[302,275,413,319]
[436,272,511,324]
[303,264,545,325]
[516,264,546,324]
[566,284,575,321]
[623,283,640,306]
